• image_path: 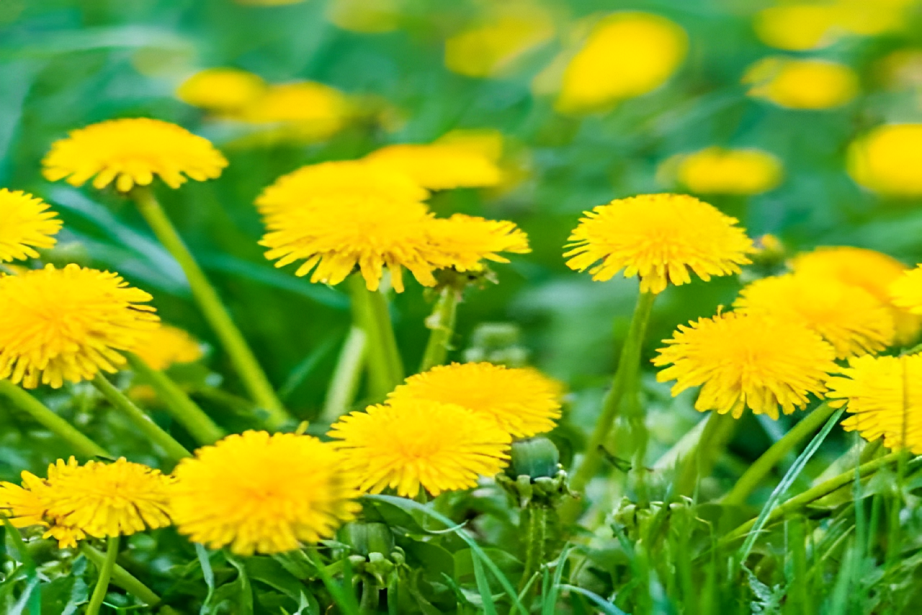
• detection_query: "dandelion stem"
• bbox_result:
[130,187,290,430]
[0,379,109,458]
[723,402,836,506]
[86,535,120,615]
[518,506,547,596]
[82,543,161,606]
[127,354,225,445]
[348,276,403,399]
[419,285,461,372]
[321,326,367,423]
[92,375,191,465]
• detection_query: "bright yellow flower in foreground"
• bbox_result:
[388,362,562,438]
[847,124,922,196]
[0,189,62,263]
[654,312,837,419]
[176,68,266,112]
[427,215,531,273]
[735,274,895,359]
[134,325,203,371]
[170,431,360,555]
[235,82,351,142]
[564,194,754,294]
[552,12,687,114]
[744,57,858,110]
[330,400,511,497]
[365,143,502,190]
[668,147,783,195]
[42,118,228,193]
[0,457,171,548]
[827,354,922,453]
[0,264,159,388]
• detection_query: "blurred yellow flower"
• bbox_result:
[0,264,159,388]
[134,325,203,371]
[654,312,837,419]
[176,68,266,112]
[564,194,754,294]
[435,128,504,163]
[329,400,511,497]
[890,265,922,316]
[735,274,895,359]
[388,362,562,438]
[42,118,228,193]
[744,57,858,109]
[754,1,909,51]
[847,124,922,196]
[827,354,922,453]
[666,147,783,195]
[171,431,360,555]
[234,82,351,142]
[365,143,502,190]
[0,189,62,263]
[427,214,530,273]
[327,0,402,33]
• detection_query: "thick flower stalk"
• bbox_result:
[0,189,62,263]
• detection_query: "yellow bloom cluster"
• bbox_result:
[744,57,859,110]
[0,189,62,263]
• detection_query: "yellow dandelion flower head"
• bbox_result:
[235,82,351,141]
[0,472,53,532]
[827,354,922,453]
[388,362,562,438]
[0,264,159,388]
[42,118,228,193]
[890,264,922,315]
[744,57,859,110]
[364,143,502,190]
[0,189,62,263]
[255,160,429,219]
[668,147,783,196]
[427,214,531,273]
[847,124,922,196]
[327,0,403,33]
[564,193,754,294]
[554,12,687,114]
[176,68,266,112]
[259,193,438,293]
[134,325,203,371]
[330,400,511,497]
[735,273,895,359]
[170,431,360,555]
[653,311,837,419]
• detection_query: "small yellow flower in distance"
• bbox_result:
[42,118,228,193]
[0,457,172,548]
[388,362,562,438]
[847,124,922,196]
[176,68,266,112]
[134,325,203,371]
[235,82,351,142]
[435,129,505,163]
[427,215,531,273]
[170,431,360,555]
[827,354,922,453]
[667,147,783,196]
[364,143,502,190]
[0,264,159,388]
[0,189,62,263]
[327,0,402,33]
[564,194,754,294]
[754,2,907,51]
[735,274,895,359]
[552,12,687,114]
[792,246,921,344]
[329,400,511,497]
[890,265,922,316]
[653,312,837,419]
[744,57,858,110]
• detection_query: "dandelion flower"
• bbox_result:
[666,147,783,196]
[235,82,351,142]
[435,129,505,163]
[754,2,906,51]
[388,362,562,438]
[827,354,922,453]
[735,274,895,358]
[890,265,922,315]
[176,68,266,112]
[134,325,203,371]
[42,118,228,193]
[653,312,837,419]
[0,264,159,388]
[0,189,62,263]
[170,431,360,555]
[364,143,502,190]
[329,400,511,497]
[427,215,531,273]
[564,194,754,294]
[847,124,922,196]
[744,57,858,110]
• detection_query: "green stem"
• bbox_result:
[321,327,367,423]
[0,379,109,458]
[518,506,547,596]
[86,535,120,615]
[348,276,403,399]
[419,285,460,372]
[130,187,290,430]
[82,543,160,607]
[359,580,379,614]
[674,412,737,498]
[92,375,190,465]
[127,354,225,445]
[723,402,835,506]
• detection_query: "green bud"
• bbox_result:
[338,522,394,557]
[507,437,560,480]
